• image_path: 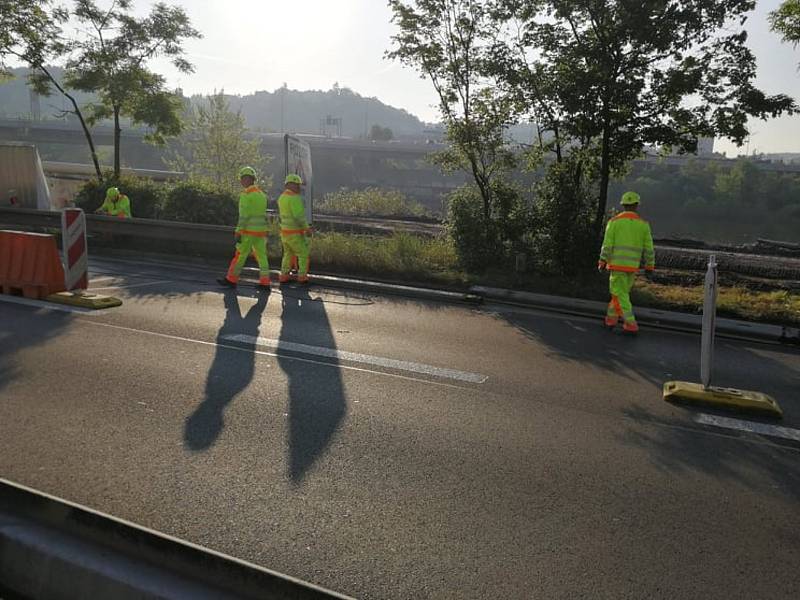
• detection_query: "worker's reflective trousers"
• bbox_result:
[226,234,270,284]
[605,271,638,332]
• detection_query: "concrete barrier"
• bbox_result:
[0,230,66,299]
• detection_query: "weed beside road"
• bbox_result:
[306,232,800,327]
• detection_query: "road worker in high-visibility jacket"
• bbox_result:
[598,191,655,335]
[96,187,132,218]
[278,173,312,284]
[218,166,270,290]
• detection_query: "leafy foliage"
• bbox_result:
[369,124,394,141]
[527,157,598,276]
[65,0,201,177]
[445,181,528,270]
[74,174,166,219]
[160,181,239,226]
[0,0,66,78]
[311,232,459,281]
[317,188,431,218]
[493,0,797,243]
[612,159,800,242]
[392,1,797,274]
[388,0,517,227]
[166,92,272,193]
[770,0,800,66]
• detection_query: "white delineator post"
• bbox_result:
[662,252,782,417]
[61,207,88,290]
[700,254,718,389]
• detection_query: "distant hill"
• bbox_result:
[0,68,426,137]
[195,83,425,138]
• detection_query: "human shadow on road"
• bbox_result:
[184,288,269,451]
[277,286,347,483]
[0,304,73,395]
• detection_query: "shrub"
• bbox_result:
[311,232,458,277]
[446,186,497,270]
[527,160,597,276]
[317,187,432,219]
[161,181,239,226]
[74,174,166,219]
[444,182,528,271]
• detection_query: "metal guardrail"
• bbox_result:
[0,478,353,600]
[42,160,186,182]
[0,206,234,243]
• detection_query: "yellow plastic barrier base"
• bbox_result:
[663,381,782,418]
[46,291,123,310]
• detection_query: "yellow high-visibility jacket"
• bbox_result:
[598,211,655,272]
[99,194,132,218]
[236,185,268,236]
[278,189,308,235]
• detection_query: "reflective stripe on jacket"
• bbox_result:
[598,212,655,272]
[278,189,308,234]
[236,185,268,234]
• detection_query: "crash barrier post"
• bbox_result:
[61,207,88,290]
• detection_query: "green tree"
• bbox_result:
[494,0,797,250]
[0,1,107,179]
[0,1,61,77]
[369,124,394,141]
[388,0,517,228]
[167,91,272,192]
[65,0,201,178]
[770,0,800,55]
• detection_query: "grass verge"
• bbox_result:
[634,281,800,326]
[306,232,800,327]
[49,222,800,327]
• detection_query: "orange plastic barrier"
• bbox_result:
[0,230,66,300]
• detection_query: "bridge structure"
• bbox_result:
[2,117,800,210]
[0,118,469,207]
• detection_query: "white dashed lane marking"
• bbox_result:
[222,334,488,384]
[694,413,800,443]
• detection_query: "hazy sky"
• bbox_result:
[92,1,800,154]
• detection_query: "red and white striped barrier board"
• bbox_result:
[61,207,88,290]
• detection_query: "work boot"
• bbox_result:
[296,274,310,285]
[217,277,236,288]
[278,274,291,284]
[604,317,618,331]
[622,322,639,336]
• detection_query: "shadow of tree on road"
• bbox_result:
[278,286,347,484]
[619,404,800,504]
[184,288,270,451]
[497,309,800,404]
[496,307,800,503]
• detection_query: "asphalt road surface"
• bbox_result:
[1,255,799,599]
